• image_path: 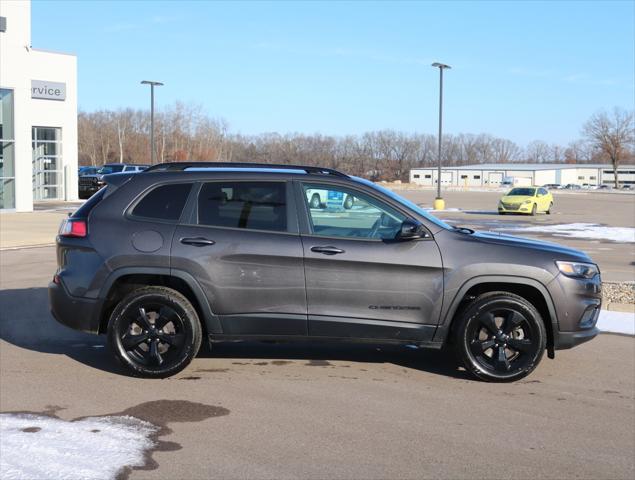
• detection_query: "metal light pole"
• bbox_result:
[431,62,450,210]
[141,80,163,164]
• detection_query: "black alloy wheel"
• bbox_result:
[454,292,546,382]
[107,287,201,378]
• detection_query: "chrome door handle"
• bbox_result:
[311,246,345,255]
[180,237,216,247]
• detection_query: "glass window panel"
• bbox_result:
[132,183,193,221]
[0,178,15,209]
[302,183,405,240]
[197,182,287,232]
[0,89,14,140]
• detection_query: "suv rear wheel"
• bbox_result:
[107,286,202,378]
[453,291,546,382]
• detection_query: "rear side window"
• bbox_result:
[131,183,193,221]
[197,182,287,232]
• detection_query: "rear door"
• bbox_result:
[296,181,444,342]
[171,179,307,336]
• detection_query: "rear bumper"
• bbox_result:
[49,281,102,334]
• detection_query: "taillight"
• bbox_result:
[59,218,87,238]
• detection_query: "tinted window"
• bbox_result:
[132,183,192,221]
[198,182,287,232]
[509,188,536,196]
[303,183,405,240]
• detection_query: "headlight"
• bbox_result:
[522,199,532,204]
[556,261,599,279]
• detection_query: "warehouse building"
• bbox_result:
[0,0,78,211]
[409,164,635,188]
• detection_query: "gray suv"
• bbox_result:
[49,163,601,381]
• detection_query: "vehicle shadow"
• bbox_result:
[0,287,469,380]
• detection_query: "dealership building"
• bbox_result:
[0,0,78,211]
[409,163,635,188]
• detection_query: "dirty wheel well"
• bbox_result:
[99,274,206,335]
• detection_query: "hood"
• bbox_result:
[470,230,591,261]
[500,195,533,203]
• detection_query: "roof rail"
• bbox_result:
[143,162,348,177]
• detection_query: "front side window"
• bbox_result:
[131,183,193,221]
[197,181,287,232]
[302,183,405,240]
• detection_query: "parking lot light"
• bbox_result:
[431,62,451,211]
[141,80,164,164]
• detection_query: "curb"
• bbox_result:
[0,243,56,251]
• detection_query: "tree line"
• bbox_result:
[78,103,634,182]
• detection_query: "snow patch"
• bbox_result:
[597,310,635,335]
[0,413,157,480]
[497,223,635,243]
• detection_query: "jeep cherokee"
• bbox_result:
[49,163,601,381]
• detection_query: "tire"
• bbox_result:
[546,202,552,215]
[453,291,546,382]
[107,286,202,378]
[344,195,354,210]
[309,193,321,209]
[530,203,537,216]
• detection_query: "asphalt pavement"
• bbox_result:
[1,246,633,479]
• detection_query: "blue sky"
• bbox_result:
[32,0,634,146]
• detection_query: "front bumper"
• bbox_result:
[557,327,600,349]
[550,272,602,350]
[498,202,532,213]
[49,280,102,334]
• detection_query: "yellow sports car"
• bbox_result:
[498,186,553,215]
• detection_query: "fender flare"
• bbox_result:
[98,267,222,334]
[434,275,559,349]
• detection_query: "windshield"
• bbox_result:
[351,177,452,230]
[97,165,125,174]
[508,188,535,196]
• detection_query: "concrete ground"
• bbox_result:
[1,241,634,479]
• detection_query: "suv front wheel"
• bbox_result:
[453,291,546,382]
[107,286,202,378]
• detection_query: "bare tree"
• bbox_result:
[582,108,634,187]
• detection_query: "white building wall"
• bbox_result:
[0,0,77,211]
[534,170,557,185]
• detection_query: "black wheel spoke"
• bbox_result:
[480,312,499,335]
[121,332,148,351]
[503,311,525,334]
[136,307,152,330]
[149,340,163,365]
[156,306,179,330]
[470,338,496,355]
[507,338,533,353]
[494,346,510,371]
[160,333,185,348]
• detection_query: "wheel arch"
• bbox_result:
[435,276,558,357]
[97,267,221,335]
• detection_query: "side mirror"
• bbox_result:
[396,219,427,241]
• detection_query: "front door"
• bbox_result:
[298,181,444,342]
[171,180,307,336]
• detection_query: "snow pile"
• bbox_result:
[497,223,635,243]
[0,413,157,480]
[597,310,635,335]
